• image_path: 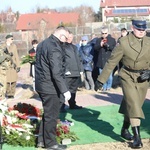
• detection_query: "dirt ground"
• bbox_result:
[18,64,150,150]
[67,139,150,150]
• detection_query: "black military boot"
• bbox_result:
[132,126,143,148]
[121,121,133,141]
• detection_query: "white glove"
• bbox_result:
[80,72,83,75]
[65,71,71,75]
[63,91,71,101]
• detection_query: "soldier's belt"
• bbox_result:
[123,66,146,73]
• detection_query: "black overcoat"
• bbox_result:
[35,35,68,94]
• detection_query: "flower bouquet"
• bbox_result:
[0,102,78,147]
[56,123,79,144]
[1,102,41,147]
[21,52,36,65]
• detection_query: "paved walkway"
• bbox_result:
[6,64,150,109]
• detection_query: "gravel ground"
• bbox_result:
[68,139,150,150]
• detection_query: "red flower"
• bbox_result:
[29,53,36,57]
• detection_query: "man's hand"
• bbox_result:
[140,70,150,81]
[9,52,13,56]
[95,80,103,91]
[5,55,12,61]
[63,91,71,101]
[16,67,20,72]
[80,72,83,75]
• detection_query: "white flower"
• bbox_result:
[5,129,10,135]
[2,102,7,107]
[5,115,12,124]
[15,127,26,132]
[18,132,22,136]
[22,124,33,129]
[26,136,30,140]
[21,55,26,58]
[9,110,19,115]
[7,125,16,131]
[11,117,18,123]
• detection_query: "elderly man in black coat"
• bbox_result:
[60,31,83,112]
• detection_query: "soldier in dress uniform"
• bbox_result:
[95,18,150,148]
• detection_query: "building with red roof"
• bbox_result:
[100,0,150,22]
[16,12,79,31]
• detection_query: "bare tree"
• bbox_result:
[56,7,73,13]
[73,5,95,26]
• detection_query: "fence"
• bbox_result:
[0,21,150,59]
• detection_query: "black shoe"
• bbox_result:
[121,128,133,141]
[132,126,143,148]
[7,96,14,99]
[47,144,67,150]
[132,135,143,148]
[37,142,45,148]
[70,105,83,109]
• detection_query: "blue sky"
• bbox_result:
[0,0,100,13]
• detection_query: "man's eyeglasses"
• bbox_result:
[11,39,13,40]
[102,33,108,35]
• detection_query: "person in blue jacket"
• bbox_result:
[79,35,95,91]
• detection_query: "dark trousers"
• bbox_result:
[38,93,60,148]
[68,93,76,107]
[64,77,80,108]
[6,82,16,96]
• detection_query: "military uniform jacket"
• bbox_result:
[3,43,20,82]
[98,32,150,118]
[0,44,11,69]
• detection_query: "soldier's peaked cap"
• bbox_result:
[132,18,147,30]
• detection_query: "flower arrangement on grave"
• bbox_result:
[0,102,78,147]
[0,102,41,147]
[56,123,79,144]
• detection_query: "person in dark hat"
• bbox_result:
[5,34,13,39]
[95,18,150,148]
[118,28,129,42]
[2,34,20,99]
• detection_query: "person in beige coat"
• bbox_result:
[0,45,13,100]
[4,34,20,99]
[95,18,150,148]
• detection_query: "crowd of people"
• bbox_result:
[0,17,150,150]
